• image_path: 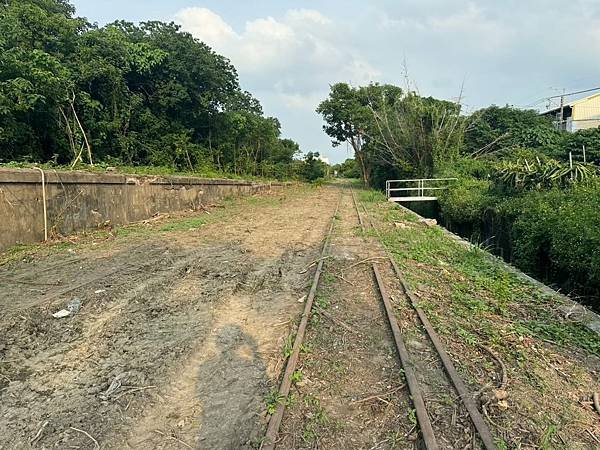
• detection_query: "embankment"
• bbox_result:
[0,168,277,251]
[397,200,600,335]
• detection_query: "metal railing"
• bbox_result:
[386,178,457,200]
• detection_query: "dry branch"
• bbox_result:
[314,307,358,335]
[351,384,406,404]
[481,345,508,389]
[69,426,99,450]
[30,421,49,444]
[298,256,333,274]
[113,385,157,401]
[342,257,386,273]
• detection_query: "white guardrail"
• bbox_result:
[386,178,457,201]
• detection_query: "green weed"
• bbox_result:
[159,216,207,232]
[282,335,294,358]
[291,369,303,384]
[408,408,417,425]
[358,190,387,203]
[265,391,287,415]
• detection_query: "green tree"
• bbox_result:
[465,105,560,157]
[302,152,327,181]
[0,0,303,179]
[317,83,403,185]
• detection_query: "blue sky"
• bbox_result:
[71,0,600,164]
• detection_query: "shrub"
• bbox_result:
[438,177,494,225]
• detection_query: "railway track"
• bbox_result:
[263,186,497,449]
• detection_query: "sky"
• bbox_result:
[71,0,600,164]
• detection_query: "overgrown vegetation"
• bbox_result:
[0,0,326,181]
[318,80,600,309]
[362,197,599,448]
[437,109,600,309]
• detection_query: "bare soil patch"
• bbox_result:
[0,185,337,449]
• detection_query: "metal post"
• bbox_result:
[559,91,565,130]
[569,151,573,169]
[569,152,573,181]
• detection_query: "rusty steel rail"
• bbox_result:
[262,192,342,450]
[372,264,440,450]
[351,188,439,449]
[389,258,497,450]
[357,192,498,450]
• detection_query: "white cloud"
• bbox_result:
[174,7,379,90]
[174,8,235,44]
[169,1,600,163]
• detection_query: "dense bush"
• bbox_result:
[438,177,494,225]
[505,183,600,298]
[0,0,311,180]
[302,152,328,181]
[436,106,600,308]
[465,106,561,156]
[333,158,360,178]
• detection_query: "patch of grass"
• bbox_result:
[282,334,294,358]
[0,239,83,266]
[495,438,509,450]
[114,224,151,238]
[512,317,600,356]
[159,216,207,232]
[291,369,303,384]
[265,391,292,416]
[407,408,417,425]
[300,343,312,354]
[540,424,560,450]
[455,327,480,347]
[301,395,330,444]
[387,431,406,448]
[315,293,330,309]
[0,243,40,265]
[322,272,336,285]
[1,161,281,183]
[358,189,387,203]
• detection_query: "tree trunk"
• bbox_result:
[351,135,370,186]
[69,93,93,166]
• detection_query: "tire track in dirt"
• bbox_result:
[0,186,338,449]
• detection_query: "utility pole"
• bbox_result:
[558,89,565,130]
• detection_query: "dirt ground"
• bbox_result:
[2,183,599,450]
[0,185,338,449]
[277,191,414,449]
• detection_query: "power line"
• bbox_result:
[546,86,600,100]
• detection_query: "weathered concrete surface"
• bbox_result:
[0,168,277,251]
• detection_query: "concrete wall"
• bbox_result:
[0,168,276,251]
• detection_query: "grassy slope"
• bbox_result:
[359,190,600,449]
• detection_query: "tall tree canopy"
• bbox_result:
[317,82,463,187]
[0,0,303,178]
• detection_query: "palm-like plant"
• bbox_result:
[496,157,596,190]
